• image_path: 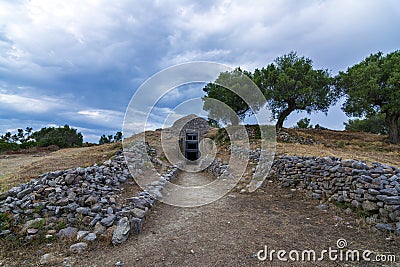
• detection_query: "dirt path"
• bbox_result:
[76,178,400,267]
[173,168,216,186]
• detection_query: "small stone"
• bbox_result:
[91,204,102,213]
[311,193,322,199]
[56,197,69,206]
[40,253,59,265]
[101,215,116,227]
[351,200,361,208]
[131,208,146,218]
[316,204,329,211]
[57,227,78,239]
[85,195,98,206]
[77,230,90,240]
[344,208,353,215]
[0,230,11,236]
[93,222,107,235]
[65,174,75,185]
[20,218,44,233]
[107,207,114,214]
[362,201,378,211]
[76,207,90,215]
[84,233,96,242]
[27,228,38,235]
[380,196,400,205]
[69,242,88,253]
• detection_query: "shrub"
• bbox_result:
[31,125,83,148]
[295,118,312,129]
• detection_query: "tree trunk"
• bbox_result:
[385,113,400,144]
[276,106,295,129]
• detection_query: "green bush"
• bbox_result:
[295,118,312,129]
[0,141,19,153]
[344,113,398,134]
[31,124,83,148]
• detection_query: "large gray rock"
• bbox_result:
[378,196,400,205]
[380,188,398,196]
[130,217,143,235]
[112,217,130,245]
[375,223,395,232]
[17,188,32,199]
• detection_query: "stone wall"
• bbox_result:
[204,150,400,235]
[0,141,179,248]
[270,156,400,235]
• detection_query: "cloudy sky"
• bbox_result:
[1,0,399,142]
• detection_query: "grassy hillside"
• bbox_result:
[1,128,399,193]
[0,142,121,192]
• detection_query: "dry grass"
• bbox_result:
[279,128,400,167]
[277,143,400,167]
[0,142,122,192]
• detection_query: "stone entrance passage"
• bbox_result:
[185,132,199,161]
[173,114,211,163]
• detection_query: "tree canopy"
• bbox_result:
[99,131,123,144]
[31,124,83,148]
[0,125,83,152]
[252,52,335,129]
[337,51,400,143]
[202,68,265,125]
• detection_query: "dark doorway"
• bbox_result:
[186,151,198,161]
[185,132,199,161]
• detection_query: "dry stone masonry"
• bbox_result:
[0,141,179,249]
[269,156,400,235]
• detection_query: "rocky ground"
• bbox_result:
[75,181,400,267]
